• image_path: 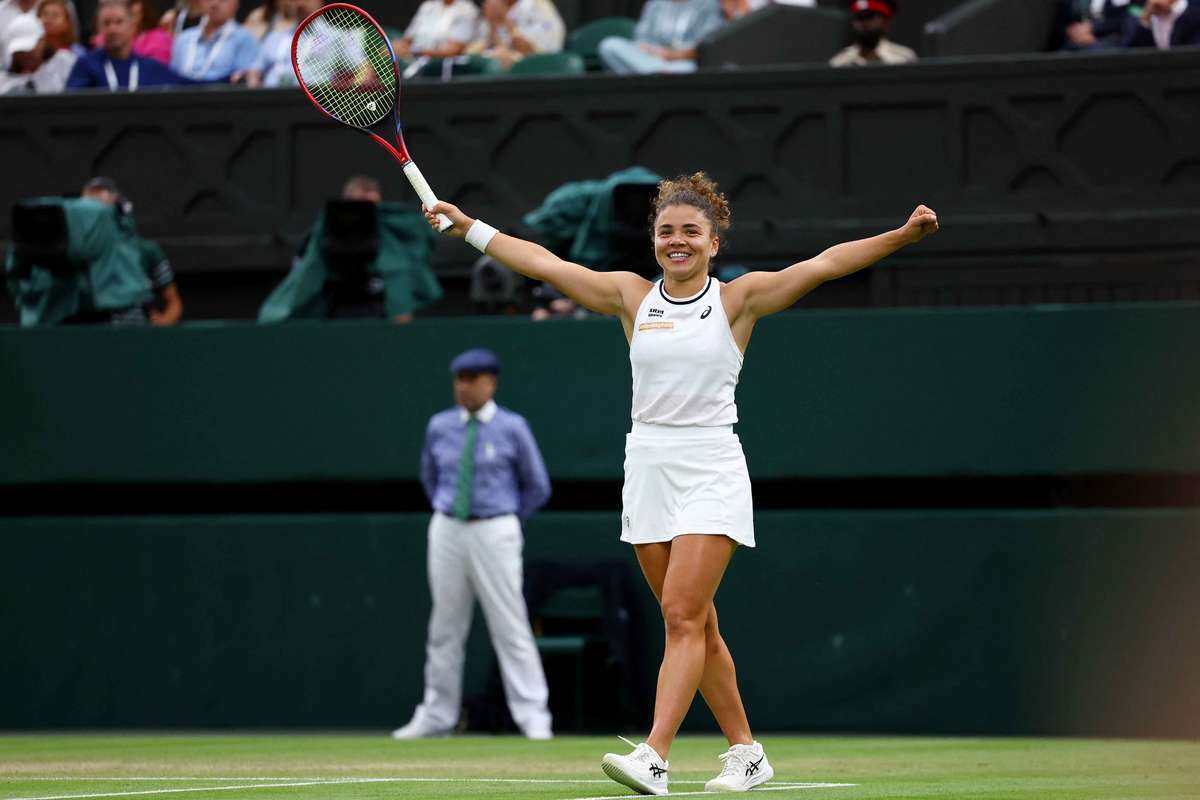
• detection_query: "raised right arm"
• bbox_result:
[425,201,650,319]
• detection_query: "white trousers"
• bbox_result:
[408,512,552,735]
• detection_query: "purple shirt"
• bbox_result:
[420,400,551,522]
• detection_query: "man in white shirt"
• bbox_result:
[468,0,564,68]
[1121,0,1200,49]
[829,0,917,67]
[394,0,480,60]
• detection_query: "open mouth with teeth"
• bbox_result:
[666,251,692,263]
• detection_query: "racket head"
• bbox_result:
[292,3,410,159]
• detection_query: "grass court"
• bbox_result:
[1,734,1197,800]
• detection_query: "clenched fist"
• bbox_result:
[902,205,939,244]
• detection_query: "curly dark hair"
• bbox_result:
[651,171,731,236]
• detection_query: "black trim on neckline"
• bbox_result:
[658,277,712,305]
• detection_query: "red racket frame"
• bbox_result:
[291,2,414,167]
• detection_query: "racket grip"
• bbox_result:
[403,161,453,232]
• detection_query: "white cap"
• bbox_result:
[3,14,44,71]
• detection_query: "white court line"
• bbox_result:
[2,779,617,784]
[564,785,856,800]
[3,777,857,800]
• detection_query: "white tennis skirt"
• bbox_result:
[620,421,755,548]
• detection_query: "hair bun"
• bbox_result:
[652,171,731,234]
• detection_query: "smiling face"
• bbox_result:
[653,203,719,282]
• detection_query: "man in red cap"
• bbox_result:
[830,0,917,66]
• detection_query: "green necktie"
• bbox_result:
[452,416,479,521]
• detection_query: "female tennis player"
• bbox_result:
[425,174,938,794]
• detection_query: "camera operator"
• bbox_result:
[5,178,157,326]
[258,175,443,323]
[81,177,183,326]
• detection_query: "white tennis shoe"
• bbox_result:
[705,741,774,792]
[600,736,669,796]
[389,717,451,739]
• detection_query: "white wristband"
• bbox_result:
[465,220,499,254]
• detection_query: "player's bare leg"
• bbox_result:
[638,534,737,758]
[698,604,754,746]
[634,540,753,748]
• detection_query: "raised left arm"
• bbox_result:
[732,205,938,321]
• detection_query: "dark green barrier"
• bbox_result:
[2,510,1197,735]
[2,303,1200,484]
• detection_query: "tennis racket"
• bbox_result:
[292,3,453,231]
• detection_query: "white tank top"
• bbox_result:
[629,277,744,427]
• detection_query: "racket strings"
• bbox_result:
[294,5,396,128]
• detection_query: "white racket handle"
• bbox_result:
[402,161,453,231]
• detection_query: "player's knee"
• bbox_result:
[661,600,706,640]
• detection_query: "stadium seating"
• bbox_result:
[508,51,586,76]
[697,4,850,69]
[411,54,502,80]
[565,16,637,71]
[924,0,1059,57]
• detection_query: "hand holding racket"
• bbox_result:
[422,201,471,238]
[292,3,453,231]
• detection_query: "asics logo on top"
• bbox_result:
[746,756,764,776]
[649,764,668,778]
[700,305,712,319]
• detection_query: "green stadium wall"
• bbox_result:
[2,303,1200,484]
[1,511,1197,736]
[2,304,1199,735]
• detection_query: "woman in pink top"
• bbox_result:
[92,0,172,64]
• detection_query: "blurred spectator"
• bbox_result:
[40,0,84,55]
[130,1,172,63]
[1054,0,1131,50]
[240,0,318,87]
[1,15,44,92]
[171,0,259,81]
[92,1,173,64]
[81,176,184,325]
[1,7,80,94]
[0,0,39,73]
[467,0,565,69]
[1121,0,1200,49]
[393,0,480,60]
[66,0,195,89]
[258,175,444,323]
[830,0,916,66]
[722,0,774,16]
[244,0,294,41]
[162,0,205,35]
[597,0,726,74]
